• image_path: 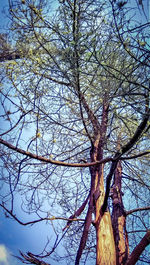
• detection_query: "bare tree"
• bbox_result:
[0,0,149,264]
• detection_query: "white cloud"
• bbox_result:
[0,245,19,265]
[0,245,9,265]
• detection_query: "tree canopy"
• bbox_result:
[0,0,150,264]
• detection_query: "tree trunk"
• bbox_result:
[96,211,116,265]
[111,160,129,264]
[94,165,116,265]
[90,101,116,264]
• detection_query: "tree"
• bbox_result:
[0,0,150,264]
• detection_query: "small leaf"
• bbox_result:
[36,132,41,138]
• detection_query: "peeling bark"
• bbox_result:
[75,99,116,265]
[96,211,116,265]
[93,101,116,265]
[94,165,116,265]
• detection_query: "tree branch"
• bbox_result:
[62,194,89,231]
[0,137,113,167]
[0,50,21,62]
[121,112,150,155]
[125,230,150,265]
[16,251,51,265]
[102,106,150,213]
[121,151,150,160]
[75,204,93,265]
[126,206,150,216]
[0,203,84,226]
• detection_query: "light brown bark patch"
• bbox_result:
[118,215,126,264]
[96,212,116,265]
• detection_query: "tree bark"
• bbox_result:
[94,165,116,265]
[92,100,116,265]
[112,154,129,264]
[96,212,116,265]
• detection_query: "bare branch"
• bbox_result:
[16,251,51,265]
[126,206,150,216]
[0,203,85,226]
[102,107,150,213]
[125,230,150,265]
[0,137,113,167]
[63,193,89,231]
[121,151,150,160]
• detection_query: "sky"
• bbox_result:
[0,1,149,265]
[0,0,9,33]
[0,1,28,264]
[0,2,65,265]
[0,2,26,263]
[0,207,64,265]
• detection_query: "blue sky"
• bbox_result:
[0,2,64,265]
[0,0,9,32]
[0,208,63,265]
[0,2,26,264]
[0,1,28,263]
